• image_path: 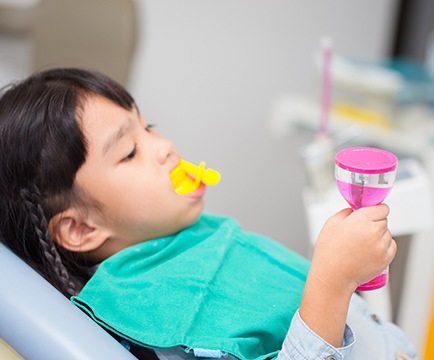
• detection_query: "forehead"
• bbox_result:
[81,94,127,124]
[80,95,135,136]
[78,96,136,161]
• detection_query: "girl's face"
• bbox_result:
[74,95,204,257]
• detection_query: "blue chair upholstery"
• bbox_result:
[0,242,136,360]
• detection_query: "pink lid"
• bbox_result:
[335,147,398,174]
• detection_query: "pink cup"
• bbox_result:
[335,147,398,291]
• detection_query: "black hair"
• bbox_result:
[0,68,135,297]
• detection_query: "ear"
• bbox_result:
[48,208,109,253]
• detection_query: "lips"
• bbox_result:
[183,182,206,198]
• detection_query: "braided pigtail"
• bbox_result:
[20,186,77,297]
[0,67,135,298]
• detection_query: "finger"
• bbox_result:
[357,203,390,221]
[332,207,353,220]
[374,217,388,232]
[385,236,397,263]
[378,229,396,263]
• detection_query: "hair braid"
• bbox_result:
[20,186,77,297]
[0,68,135,298]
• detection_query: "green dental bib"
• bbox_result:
[71,214,310,359]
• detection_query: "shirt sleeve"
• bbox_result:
[276,309,355,360]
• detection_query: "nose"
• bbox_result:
[155,133,177,165]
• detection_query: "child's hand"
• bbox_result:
[299,204,395,347]
[311,204,396,294]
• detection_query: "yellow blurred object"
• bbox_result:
[333,103,393,129]
[424,290,434,359]
[170,159,221,195]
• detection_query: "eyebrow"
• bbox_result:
[102,118,133,157]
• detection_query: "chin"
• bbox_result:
[185,207,203,227]
[190,210,203,225]
[182,203,204,229]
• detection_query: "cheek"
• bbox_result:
[140,187,174,214]
[116,179,172,215]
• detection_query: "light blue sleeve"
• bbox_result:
[277,294,418,360]
[276,309,355,360]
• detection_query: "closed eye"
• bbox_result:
[121,124,154,162]
[145,124,155,132]
[122,146,137,162]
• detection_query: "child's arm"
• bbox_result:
[299,204,395,348]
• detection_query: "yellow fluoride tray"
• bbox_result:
[170,159,220,195]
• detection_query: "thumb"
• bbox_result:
[327,207,353,225]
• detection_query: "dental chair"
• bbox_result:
[0,241,136,360]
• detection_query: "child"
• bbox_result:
[0,68,417,359]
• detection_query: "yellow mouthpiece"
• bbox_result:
[170,159,221,195]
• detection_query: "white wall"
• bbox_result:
[129,0,399,255]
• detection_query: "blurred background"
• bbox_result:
[1,0,433,357]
